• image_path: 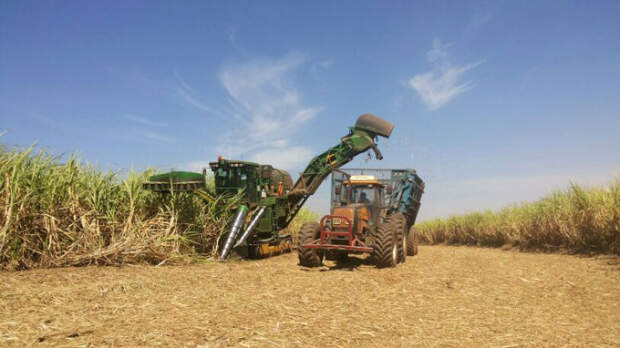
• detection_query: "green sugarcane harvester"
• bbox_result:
[143,114,394,260]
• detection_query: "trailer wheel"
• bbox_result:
[389,213,408,263]
[371,216,399,268]
[407,227,418,256]
[298,222,323,267]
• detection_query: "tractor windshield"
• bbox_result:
[350,185,375,204]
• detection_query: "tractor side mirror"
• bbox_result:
[386,185,393,195]
[335,184,342,195]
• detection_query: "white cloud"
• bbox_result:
[175,53,323,171]
[465,12,492,38]
[312,59,334,71]
[137,130,175,143]
[176,85,230,120]
[249,146,314,172]
[123,113,173,143]
[187,160,212,172]
[125,113,167,127]
[211,53,322,170]
[409,39,482,110]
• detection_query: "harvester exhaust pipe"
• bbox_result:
[219,205,249,260]
[234,206,266,248]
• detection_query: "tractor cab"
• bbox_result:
[329,175,385,240]
[336,175,384,220]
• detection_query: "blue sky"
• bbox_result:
[1,1,619,219]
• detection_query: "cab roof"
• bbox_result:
[209,159,259,168]
[346,175,382,186]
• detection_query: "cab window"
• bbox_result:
[351,185,375,204]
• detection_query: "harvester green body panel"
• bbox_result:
[148,171,205,183]
[143,113,394,259]
[256,206,273,233]
[143,171,207,192]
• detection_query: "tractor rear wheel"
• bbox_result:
[298,222,323,267]
[371,216,399,268]
[407,227,418,256]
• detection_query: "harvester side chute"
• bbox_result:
[219,205,249,260]
[234,206,267,249]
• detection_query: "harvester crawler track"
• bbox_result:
[298,222,324,267]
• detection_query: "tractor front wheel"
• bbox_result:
[298,222,324,267]
[371,216,400,268]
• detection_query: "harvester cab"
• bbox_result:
[208,159,293,206]
[210,160,259,202]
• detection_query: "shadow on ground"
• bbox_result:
[321,255,374,271]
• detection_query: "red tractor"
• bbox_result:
[298,169,424,268]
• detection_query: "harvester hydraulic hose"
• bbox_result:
[234,206,267,248]
[219,205,249,260]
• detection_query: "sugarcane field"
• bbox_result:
[2,246,619,346]
[2,1,620,347]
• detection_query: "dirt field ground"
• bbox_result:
[1,246,619,347]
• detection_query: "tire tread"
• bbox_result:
[298,222,323,267]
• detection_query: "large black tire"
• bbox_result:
[298,222,323,267]
[388,213,408,263]
[407,227,418,256]
[371,215,400,268]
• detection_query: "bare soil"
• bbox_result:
[1,246,619,347]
